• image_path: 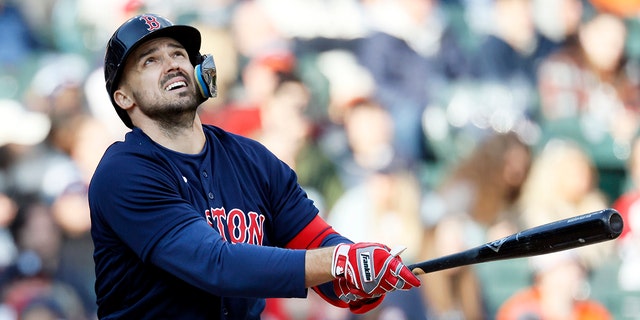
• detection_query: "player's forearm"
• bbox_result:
[304,246,336,287]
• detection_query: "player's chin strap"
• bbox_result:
[195,54,217,99]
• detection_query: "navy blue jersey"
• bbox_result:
[89,125,333,319]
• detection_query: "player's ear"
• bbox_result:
[114,89,134,111]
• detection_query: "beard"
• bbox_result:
[132,75,201,130]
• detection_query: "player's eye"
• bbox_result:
[143,57,157,66]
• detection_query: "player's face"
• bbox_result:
[119,37,200,126]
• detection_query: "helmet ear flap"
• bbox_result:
[195,54,217,99]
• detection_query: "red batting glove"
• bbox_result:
[333,277,384,314]
[331,242,421,298]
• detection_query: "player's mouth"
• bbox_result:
[165,80,187,91]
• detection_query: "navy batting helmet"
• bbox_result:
[104,14,202,128]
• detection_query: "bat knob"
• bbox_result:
[607,209,624,238]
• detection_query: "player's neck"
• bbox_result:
[141,116,206,154]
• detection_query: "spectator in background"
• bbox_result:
[356,0,472,164]
[0,0,42,68]
[325,98,399,190]
[517,139,613,270]
[0,192,17,272]
[537,10,634,131]
[419,131,532,319]
[229,0,289,63]
[468,0,556,144]
[427,131,532,238]
[0,54,105,318]
[470,0,557,140]
[193,22,239,112]
[18,297,68,320]
[201,50,296,138]
[199,0,292,138]
[1,54,92,207]
[49,114,112,317]
[0,99,61,204]
[432,0,551,161]
[473,0,557,84]
[612,135,640,291]
[496,250,612,320]
[536,11,640,200]
[256,73,344,214]
[533,0,584,48]
[0,98,51,276]
[328,164,429,320]
[1,199,88,320]
[22,53,90,117]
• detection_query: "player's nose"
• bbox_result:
[164,55,181,72]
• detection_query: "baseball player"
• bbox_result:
[89,13,420,319]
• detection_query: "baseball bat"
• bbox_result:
[409,208,623,275]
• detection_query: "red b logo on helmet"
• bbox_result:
[139,15,161,31]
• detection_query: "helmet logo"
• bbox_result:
[139,15,162,31]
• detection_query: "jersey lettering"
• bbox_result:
[228,209,247,243]
[206,207,228,242]
[205,207,265,245]
[247,212,265,246]
[139,15,162,31]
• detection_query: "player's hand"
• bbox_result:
[333,277,381,303]
[331,242,421,297]
[333,277,384,314]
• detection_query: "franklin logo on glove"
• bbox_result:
[360,253,373,282]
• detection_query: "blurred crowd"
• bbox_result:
[2,0,640,319]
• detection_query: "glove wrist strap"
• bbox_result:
[331,244,350,278]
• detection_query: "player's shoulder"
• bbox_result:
[90,129,171,184]
[203,124,273,156]
[204,124,257,143]
[96,130,153,165]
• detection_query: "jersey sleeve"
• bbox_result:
[231,134,322,247]
[89,149,307,298]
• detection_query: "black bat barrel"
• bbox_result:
[409,208,623,275]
